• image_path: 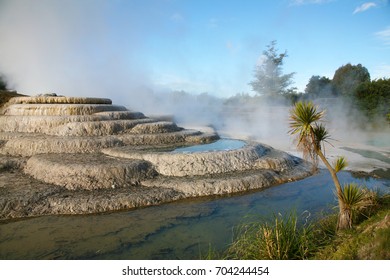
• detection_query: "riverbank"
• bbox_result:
[1,168,387,259]
[221,194,390,260]
[314,197,390,260]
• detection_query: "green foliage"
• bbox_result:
[333,156,347,173]
[223,92,253,106]
[289,101,325,137]
[289,101,326,166]
[312,123,331,149]
[314,197,390,260]
[226,212,315,260]
[354,78,390,122]
[283,91,302,105]
[304,75,334,98]
[337,184,380,224]
[249,40,295,97]
[332,63,370,97]
[210,194,389,260]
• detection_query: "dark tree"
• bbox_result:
[304,75,334,98]
[332,63,370,97]
[249,40,295,97]
[355,78,390,122]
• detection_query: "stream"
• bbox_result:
[0,169,388,260]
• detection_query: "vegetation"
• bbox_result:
[208,193,389,260]
[332,63,371,98]
[289,101,355,230]
[249,40,296,97]
[304,75,333,99]
[302,64,388,124]
[314,194,390,260]
[227,40,388,125]
[225,212,315,260]
[354,78,390,123]
[337,184,380,227]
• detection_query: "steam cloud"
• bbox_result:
[0,1,387,152]
[0,0,153,99]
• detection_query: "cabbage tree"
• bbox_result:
[289,101,352,230]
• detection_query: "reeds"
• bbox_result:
[226,212,316,260]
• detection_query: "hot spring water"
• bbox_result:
[0,170,388,260]
[172,139,246,153]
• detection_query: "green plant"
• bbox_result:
[226,212,315,260]
[333,156,347,173]
[336,184,381,226]
[289,101,354,230]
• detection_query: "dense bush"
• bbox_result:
[332,63,370,97]
[354,78,390,122]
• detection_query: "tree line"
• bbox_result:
[1,40,389,123]
[244,40,389,124]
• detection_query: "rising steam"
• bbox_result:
[0,1,387,153]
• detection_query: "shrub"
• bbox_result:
[336,184,380,225]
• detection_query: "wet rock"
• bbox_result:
[102,143,279,176]
[0,93,313,221]
[0,170,184,220]
[141,165,311,197]
[5,96,112,105]
[0,134,124,156]
[3,104,127,116]
[24,154,157,190]
[130,121,182,134]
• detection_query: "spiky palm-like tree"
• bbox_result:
[289,101,352,230]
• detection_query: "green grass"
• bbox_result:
[210,194,390,260]
[225,212,318,260]
[314,195,390,260]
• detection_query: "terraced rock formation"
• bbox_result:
[0,94,312,220]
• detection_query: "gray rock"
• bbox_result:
[0,94,313,221]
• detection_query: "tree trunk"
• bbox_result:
[316,148,353,230]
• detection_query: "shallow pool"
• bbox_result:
[0,170,388,260]
[172,139,246,153]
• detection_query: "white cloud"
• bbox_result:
[353,2,377,14]
[375,26,390,45]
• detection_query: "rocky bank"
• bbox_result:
[0,94,312,220]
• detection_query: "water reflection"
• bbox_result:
[172,139,246,153]
[0,170,388,260]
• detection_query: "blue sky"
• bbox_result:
[0,0,389,98]
[143,0,390,96]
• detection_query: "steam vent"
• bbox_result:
[0,94,311,220]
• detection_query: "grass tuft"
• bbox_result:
[226,212,317,260]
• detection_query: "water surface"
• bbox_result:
[0,170,388,260]
[173,139,246,153]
